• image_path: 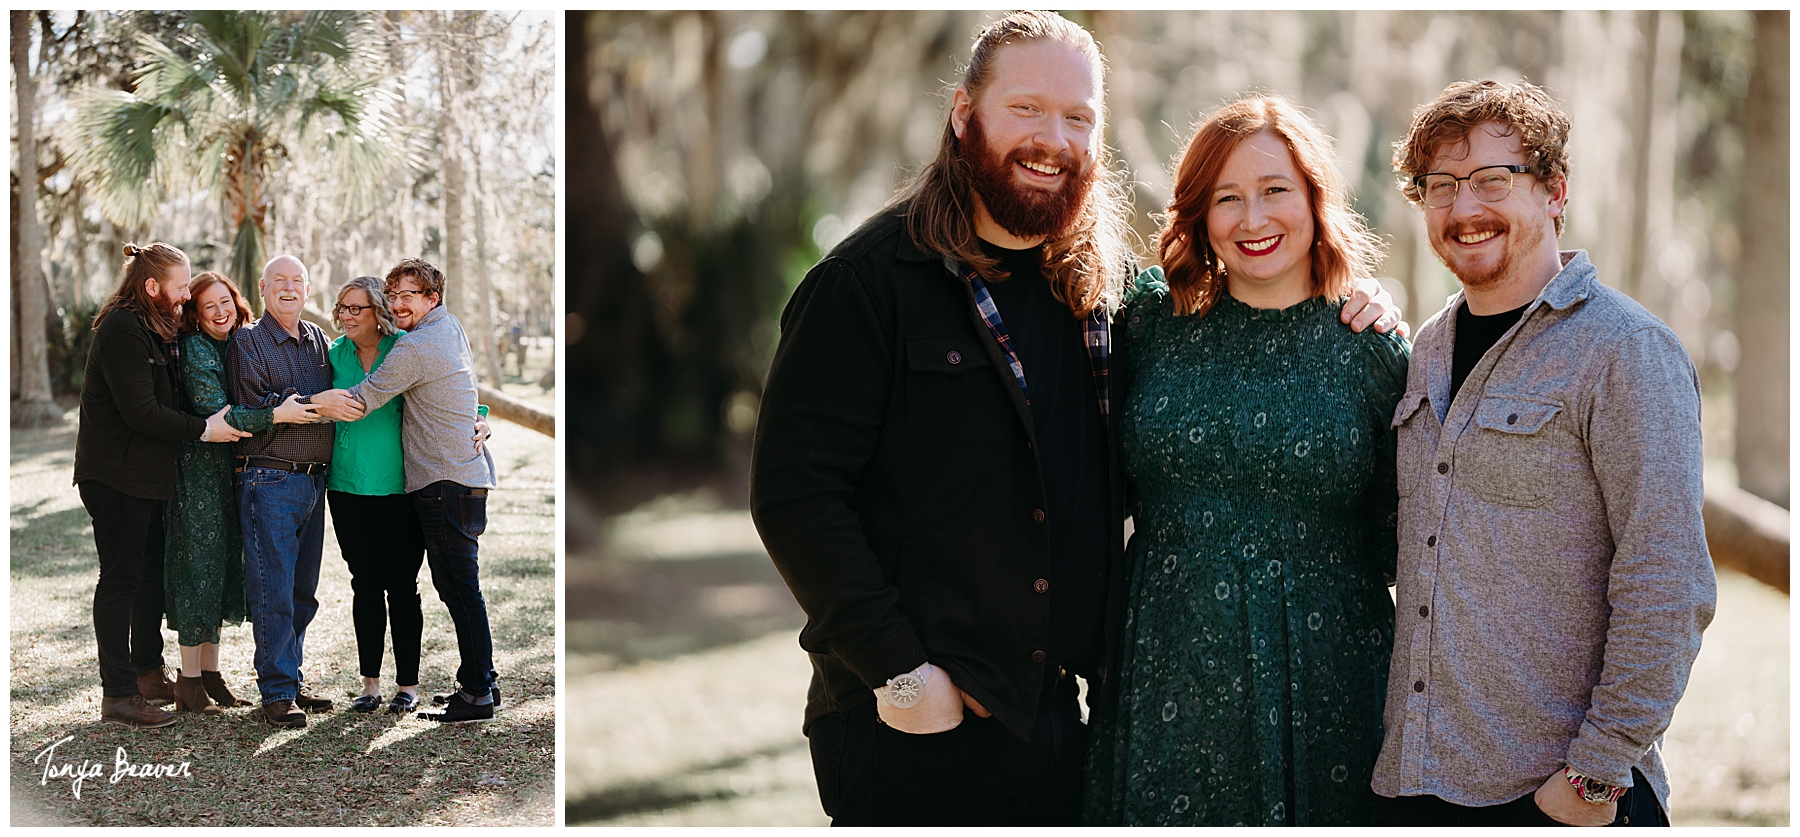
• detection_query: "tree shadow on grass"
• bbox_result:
[564,741,808,824]
[11,506,96,580]
[566,549,805,670]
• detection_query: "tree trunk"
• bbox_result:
[1735,10,1789,507]
[13,11,60,427]
[471,150,507,384]
[437,11,466,317]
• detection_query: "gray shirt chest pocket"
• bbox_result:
[1461,395,1564,507]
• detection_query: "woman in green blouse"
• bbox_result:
[1084,96,1408,825]
[166,271,318,715]
[325,275,430,715]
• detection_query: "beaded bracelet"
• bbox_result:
[1564,767,1627,805]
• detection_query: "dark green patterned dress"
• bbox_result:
[164,331,271,645]
[1084,267,1408,826]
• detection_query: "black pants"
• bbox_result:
[1371,768,1668,827]
[79,480,168,697]
[327,491,426,686]
[413,481,496,696]
[808,672,1086,826]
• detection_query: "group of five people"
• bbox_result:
[75,249,504,730]
[752,11,1714,827]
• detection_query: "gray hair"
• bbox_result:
[333,275,401,337]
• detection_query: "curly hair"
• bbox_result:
[385,257,446,299]
[1159,95,1385,318]
[896,10,1132,318]
[1393,79,1572,235]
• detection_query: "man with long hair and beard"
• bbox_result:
[75,242,249,728]
[750,12,1399,825]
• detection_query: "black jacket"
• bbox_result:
[73,305,205,499]
[750,204,1128,741]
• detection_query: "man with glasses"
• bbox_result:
[228,254,365,727]
[1370,80,1715,826]
[313,258,500,723]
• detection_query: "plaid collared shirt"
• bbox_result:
[954,258,1110,423]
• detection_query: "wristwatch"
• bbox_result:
[1564,767,1627,805]
[874,663,932,709]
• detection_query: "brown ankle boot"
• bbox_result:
[136,668,176,705]
[200,671,248,707]
[173,675,222,715]
[101,694,178,729]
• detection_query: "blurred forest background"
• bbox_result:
[601,9,1784,826]
[10,10,557,428]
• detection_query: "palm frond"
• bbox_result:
[63,89,188,228]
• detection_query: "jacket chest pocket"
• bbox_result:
[903,335,1001,446]
[1391,390,1433,497]
[1459,395,1563,507]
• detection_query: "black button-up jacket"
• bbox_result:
[751,204,1129,741]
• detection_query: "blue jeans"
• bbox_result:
[413,481,496,696]
[236,468,326,704]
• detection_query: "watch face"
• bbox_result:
[886,673,925,708]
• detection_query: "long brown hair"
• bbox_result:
[1160,95,1385,318]
[181,271,254,336]
[94,242,189,340]
[895,11,1131,318]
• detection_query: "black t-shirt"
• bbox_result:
[1451,299,1530,406]
[978,242,1111,678]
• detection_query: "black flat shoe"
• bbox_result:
[351,694,383,713]
[387,692,420,715]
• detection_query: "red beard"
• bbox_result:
[961,111,1094,241]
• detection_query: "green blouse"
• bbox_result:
[327,332,407,496]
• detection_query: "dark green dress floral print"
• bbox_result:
[1085,268,1408,826]
[164,332,271,646]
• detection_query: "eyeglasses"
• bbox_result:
[334,303,374,316]
[1413,165,1533,208]
[384,289,428,302]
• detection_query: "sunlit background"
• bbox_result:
[562,10,1788,826]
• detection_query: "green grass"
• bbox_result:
[10,386,556,826]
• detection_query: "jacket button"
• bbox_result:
[1507,413,1519,425]
[1419,605,1429,617]
[1031,650,1047,663]
[1414,680,1425,693]
[1437,462,1449,474]
[1033,578,1049,594]
[1426,535,1436,547]
[1032,509,1046,523]
[946,350,962,365]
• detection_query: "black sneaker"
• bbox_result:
[432,685,501,710]
[417,691,494,724]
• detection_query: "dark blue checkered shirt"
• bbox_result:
[226,311,336,463]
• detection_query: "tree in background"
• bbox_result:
[569,10,1785,505]
[63,10,406,310]
[12,11,59,426]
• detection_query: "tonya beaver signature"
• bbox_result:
[33,735,192,799]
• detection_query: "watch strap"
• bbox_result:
[1564,767,1627,805]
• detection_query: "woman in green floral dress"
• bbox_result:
[164,271,318,714]
[1084,96,1407,825]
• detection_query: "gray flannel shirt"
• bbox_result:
[1371,250,1715,810]
[345,304,497,492]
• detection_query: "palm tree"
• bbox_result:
[64,11,407,310]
